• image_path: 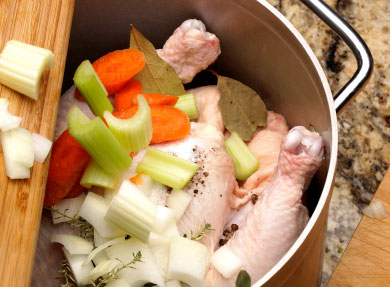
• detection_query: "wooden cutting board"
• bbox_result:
[0,1,74,286]
[328,167,390,286]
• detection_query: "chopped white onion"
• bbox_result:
[31,132,52,163]
[62,247,94,285]
[83,236,126,266]
[152,205,176,234]
[89,259,120,281]
[363,200,389,218]
[51,193,86,224]
[137,174,154,196]
[167,236,208,287]
[149,232,171,276]
[92,249,109,266]
[210,245,242,279]
[78,192,126,238]
[105,238,165,287]
[167,189,192,222]
[51,234,93,255]
[166,280,182,287]
[0,98,22,131]
[94,229,110,247]
[0,127,34,179]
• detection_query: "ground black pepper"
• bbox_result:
[251,193,258,204]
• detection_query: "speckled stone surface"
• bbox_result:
[266,0,390,285]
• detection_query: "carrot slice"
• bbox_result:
[64,173,87,199]
[114,79,178,111]
[113,105,190,144]
[93,49,145,95]
[130,173,143,185]
[74,88,85,101]
[114,78,143,111]
[44,130,90,206]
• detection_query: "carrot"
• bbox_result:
[114,78,143,110]
[74,88,85,101]
[114,79,178,111]
[113,105,190,144]
[130,173,143,185]
[93,49,145,95]
[74,49,145,99]
[44,130,90,206]
[64,174,87,199]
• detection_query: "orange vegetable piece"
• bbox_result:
[44,130,90,206]
[130,173,143,185]
[114,78,178,111]
[113,105,190,144]
[64,173,87,199]
[93,49,145,95]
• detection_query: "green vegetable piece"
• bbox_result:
[236,270,251,287]
[73,60,113,118]
[67,106,132,175]
[136,147,199,190]
[104,94,152,152]
[216,74,267,141]
[225,131,259,181]
[174,93,199,120]
[130,24,186,95]
[80,159,120,190]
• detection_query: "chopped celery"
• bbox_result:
[105,181,157,243]
[81,159,120,190]
[174,93,199,120]
[104,94,152,152]
[73,60,113,117]
[225,131,259,181]
[136,147,199,190]
[67,106,132,175]
[0,40,54,100]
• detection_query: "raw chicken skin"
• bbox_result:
[204,126,324,286]
[130,123,236,255]
[187,85,224,132]
[157,19,221,83]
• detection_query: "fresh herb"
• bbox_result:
[236,270,251,287]
[90,251,142,287]
[46,207,94,240]
[190,222,214,241]
[57,260,77,287]
[337,247,344,253]
[129,25,186,95]
[214,72,267,141]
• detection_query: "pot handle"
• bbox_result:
[300,0,373,113]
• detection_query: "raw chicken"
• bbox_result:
[157,19,221,84]
[130,122,236,255]
[187,85,224,132]
[204,126,324,286]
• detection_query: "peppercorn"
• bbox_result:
[223,230,230,236]
[219,239,225,246]
[231,224,239,231]
[226,227,232,233]
[251,193,259,204]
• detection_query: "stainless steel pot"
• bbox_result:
[33,0,372,286]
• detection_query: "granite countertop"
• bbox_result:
[266,0,390,285]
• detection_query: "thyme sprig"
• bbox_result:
[90,251,142,287]
[184,222,213,241]
[57,260,77,287]
[45,206,94,240]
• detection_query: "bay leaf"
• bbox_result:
[129,25,185,96]
[217,74,267,141]
[236,270,251,287]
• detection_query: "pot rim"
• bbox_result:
[252,1,338,286]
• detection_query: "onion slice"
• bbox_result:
[0,98,22,131]
[51,234,93,255]
[83,236,126,266]
[31,132,52,163]
[363,200,389,218]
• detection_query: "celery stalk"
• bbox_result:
[136,147,199,190]
[105,181,157,242]
[80,159,120,189]
[67,106,131,175]
[104,94,152,152]
[73,60,113,117]
[225,131,259,181]
[174,94,199,120]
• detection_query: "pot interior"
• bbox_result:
[33,0,335,285]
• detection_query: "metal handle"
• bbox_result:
[300,0,373,113]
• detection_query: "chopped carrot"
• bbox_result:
[114,78,178,111]
[44,130,90,206]
[113,105,190,144]
[130,173,143,185]
[64,174,87,199]
[93,49,145,95]
[74,88,85,101]
[114,78,143,110]
[74,49,145,98]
